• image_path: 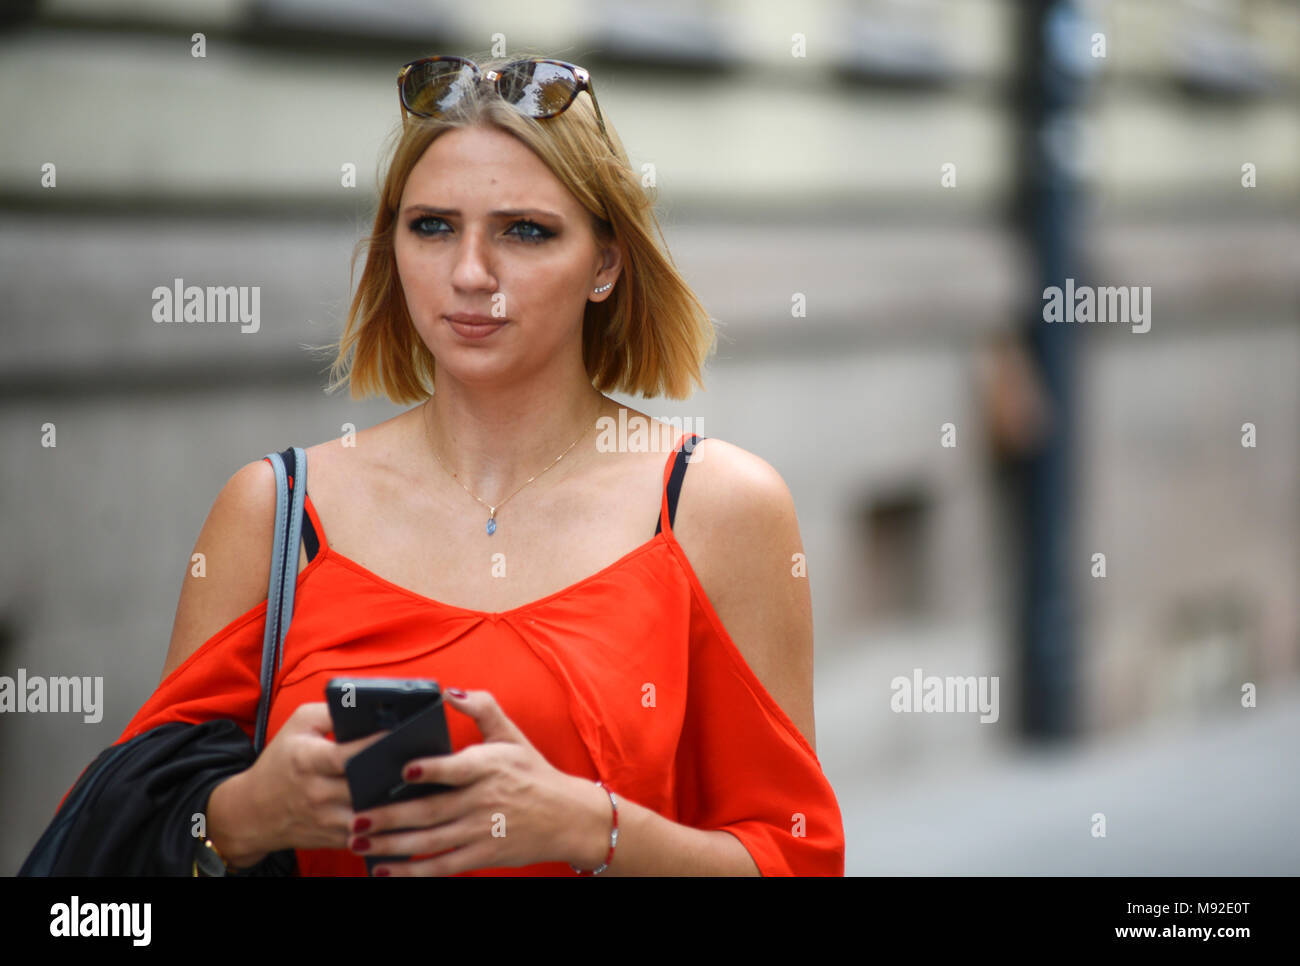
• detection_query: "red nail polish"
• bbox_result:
[374,867,390,877]
[448,687,467,699]
[352,837,370,852]
[405,765,422,780]
[353,817,371,833]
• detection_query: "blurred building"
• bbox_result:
[1,0,1297,874]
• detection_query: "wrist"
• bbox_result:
[564,776,614,871]
[205,770,270,870]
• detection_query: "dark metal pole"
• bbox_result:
[1012,0,1096,739]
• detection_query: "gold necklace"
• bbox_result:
[423,399,600,536]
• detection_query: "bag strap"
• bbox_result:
[254,446,308,753]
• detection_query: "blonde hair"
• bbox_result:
[319,50,715,404]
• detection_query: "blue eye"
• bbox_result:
[408,216,449,236]
[507,220,554,243]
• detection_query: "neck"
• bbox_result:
[420,370,613,504]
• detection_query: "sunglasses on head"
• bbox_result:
[397,55,610,145]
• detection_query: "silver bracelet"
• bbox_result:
[570,780,618,875]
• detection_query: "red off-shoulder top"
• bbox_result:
[109,432,845,875]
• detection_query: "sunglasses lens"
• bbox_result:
[496,61,580,119]
[403,59,477,116]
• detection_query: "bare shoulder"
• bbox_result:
[671,436,816,752]
[158,457,279,682]
[680,437,795,511]
[158,418,403,684]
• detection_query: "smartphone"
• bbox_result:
[326,677,444,742]
[325,678,456,872]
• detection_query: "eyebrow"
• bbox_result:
[402,205,564,220]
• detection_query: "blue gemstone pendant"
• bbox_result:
[486,515,497,536]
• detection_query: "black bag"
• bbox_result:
[19,446,310,876]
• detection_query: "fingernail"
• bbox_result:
[405,764,422,780]
[351,837,371,852]
[374,867,390,877]
[352,816,371,833]
[447,687,467,699]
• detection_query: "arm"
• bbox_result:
[673,438,818,753]
[84,457,359,873]
[148,460,277,868]
[159,458,280,683]
[205,769,272,870]
[565,777,759,875]
[570,440,819,875]
[157,458,290,867]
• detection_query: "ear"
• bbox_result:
[591,239,624,302]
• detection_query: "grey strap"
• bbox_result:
[254,446,307,753]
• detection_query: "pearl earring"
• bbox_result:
[593,282,613,293]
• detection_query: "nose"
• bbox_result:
[450,223,497,294]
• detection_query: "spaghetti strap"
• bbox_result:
[264,447,320,563]
[655,432,706,537]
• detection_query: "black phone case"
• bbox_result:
[344,698,456,872]
[326,678,443,742]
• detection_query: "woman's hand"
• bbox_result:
[217,702,388,862]
[346,689,604,876]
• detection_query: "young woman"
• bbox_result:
[124,53,844,876]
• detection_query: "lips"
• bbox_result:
[444,313,507,340]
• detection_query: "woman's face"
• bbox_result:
[394,123,618,388]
